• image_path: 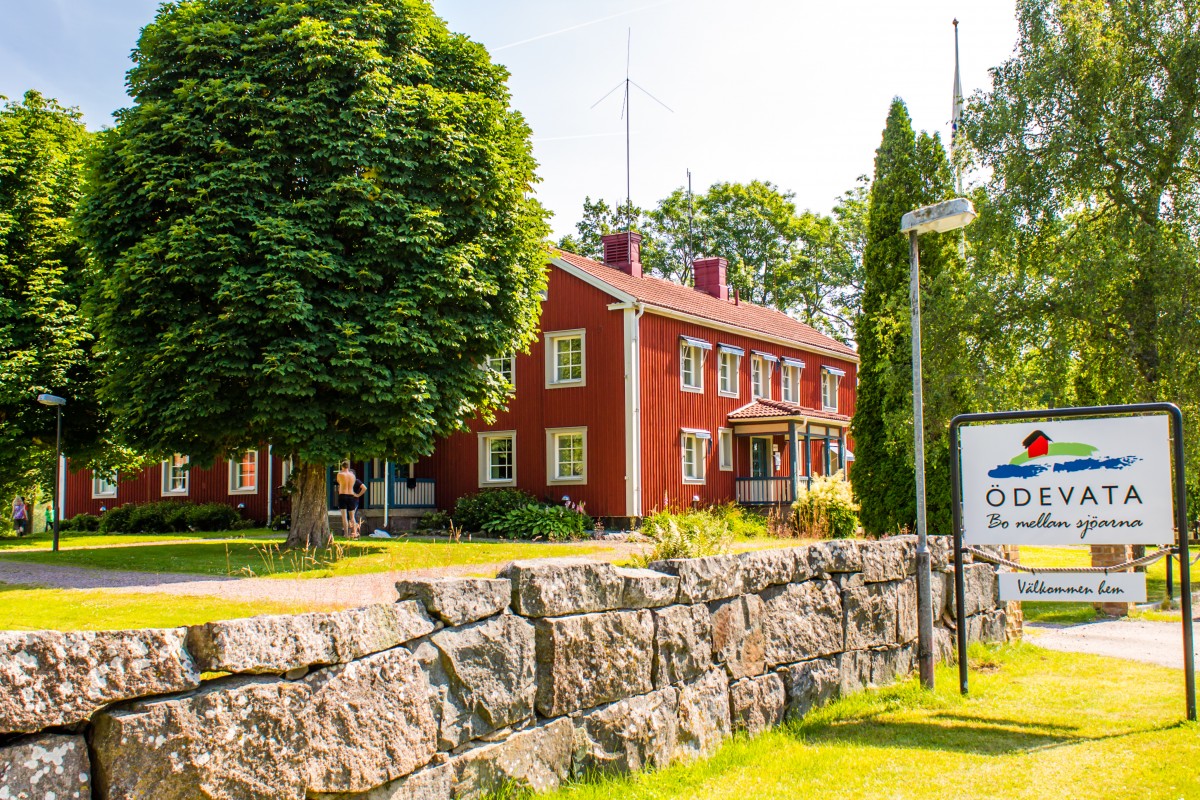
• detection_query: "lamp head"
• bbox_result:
[37,394,67,407]
[900,198,976,235]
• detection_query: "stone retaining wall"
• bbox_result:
[0,536,1010,800]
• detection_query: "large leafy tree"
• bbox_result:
[964,0,1200,504]
[80,0,549,548]
[853,100,961,535]
[0,91,98,503]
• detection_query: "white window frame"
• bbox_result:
[680,339,708,393]
[718,428,733,472]
[91,470,118,499]
[822,368,842,411]
[478,431,517,487]
[681,429,710,484]
[718,350,741,398]
[488,352,515,393]
[546,427,588,484]
[545,329,586,388]
[161,454,189,496]
[228,450,259,494]
[781,360,804,404]
[751,356,772,400]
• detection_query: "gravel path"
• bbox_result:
[1026,617,1200,670]
[0,540,650,609]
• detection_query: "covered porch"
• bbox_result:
[326,459,436,524]
[728,400,851,507]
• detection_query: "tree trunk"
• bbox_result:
[284,458,331,549]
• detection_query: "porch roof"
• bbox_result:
[727,398,851,426]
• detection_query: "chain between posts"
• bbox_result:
[963,545,1173,575]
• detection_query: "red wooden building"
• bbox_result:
[63,233,857,525]
[416,232,858,521]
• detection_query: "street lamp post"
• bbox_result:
[899,198,976,690]
[36,394,67,553]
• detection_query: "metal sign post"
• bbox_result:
[949,403,1194,721]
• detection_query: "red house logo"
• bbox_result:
[1022,430,1052,459]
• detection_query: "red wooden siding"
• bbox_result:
[417,266,628,517]
[63,449,286,524]
[638,311,857,513]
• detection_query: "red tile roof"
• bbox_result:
[727,399,851,424]
[552,249,858,361]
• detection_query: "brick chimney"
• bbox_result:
[693,256,729,300]
[601,231,642,278]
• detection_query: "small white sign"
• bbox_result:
[960,415,1174,545]
[998,572,1146,602]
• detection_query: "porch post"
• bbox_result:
[788,420,799,503]
[804,422,812,488]
[838,427,846,475]
[383,460,390,527]
[824,432,832,475]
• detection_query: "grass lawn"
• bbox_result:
[0,537,613,579]
[0,582,324,631]
[546,643,1199,800]
[0,529,281,551]
[1019,545,1175,624]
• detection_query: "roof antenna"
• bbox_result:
[686,168,695,282]
[590,28,673,222]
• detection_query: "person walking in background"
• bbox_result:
[352,473,368,538]
[335,461,359,539]
[11,496,28,537]
[43,504,52,534]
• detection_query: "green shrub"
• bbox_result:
[453,488,536,532]
[417,510,452,531]
[483,504,591,541]
[636,508,732,562]
[792,471,860,539]
[125,502,178,533]
[99,504,133,533]
[705,503,769,539]
[230,518,259,531]
[185,503,239,532]
[64,513,101,532]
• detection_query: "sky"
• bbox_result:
[0,1,1020,238]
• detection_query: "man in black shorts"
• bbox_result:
[335,461,359,539]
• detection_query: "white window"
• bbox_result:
[718,428,733,471]
[546,330,586,387]
[752,352,777,400]
[229,450,258,493]
[478,431,516,486]
[822,367,844,411]
[91,470,118,499]
[681,429,710,483]
[162,454,189,495]
[547,427,587,484]
[781,359,804,403]
[488,352,515,392]
[280,456,294,486]
[718,346,742,397]
[679,336,710,392]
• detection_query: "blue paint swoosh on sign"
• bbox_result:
[987,463,1048,479]
[1052,456,1140,473]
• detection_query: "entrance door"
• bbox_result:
[751,437,771,478]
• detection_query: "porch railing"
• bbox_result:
[392,478,436,509]
[735,476,795,506]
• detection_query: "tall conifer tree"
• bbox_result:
[853,100,958,535]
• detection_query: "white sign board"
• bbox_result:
[998,572,1147,603]
[960,415,1174,545]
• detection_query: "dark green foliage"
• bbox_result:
[417,509,451,530]
[98,501,239,533]
[964,0,1200,491]
[0,91,101,500]
[452,488,536,533]
[78,0,548,547]
[853,100,959,535]
[482,503,590,541]
[62,512,101,532]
